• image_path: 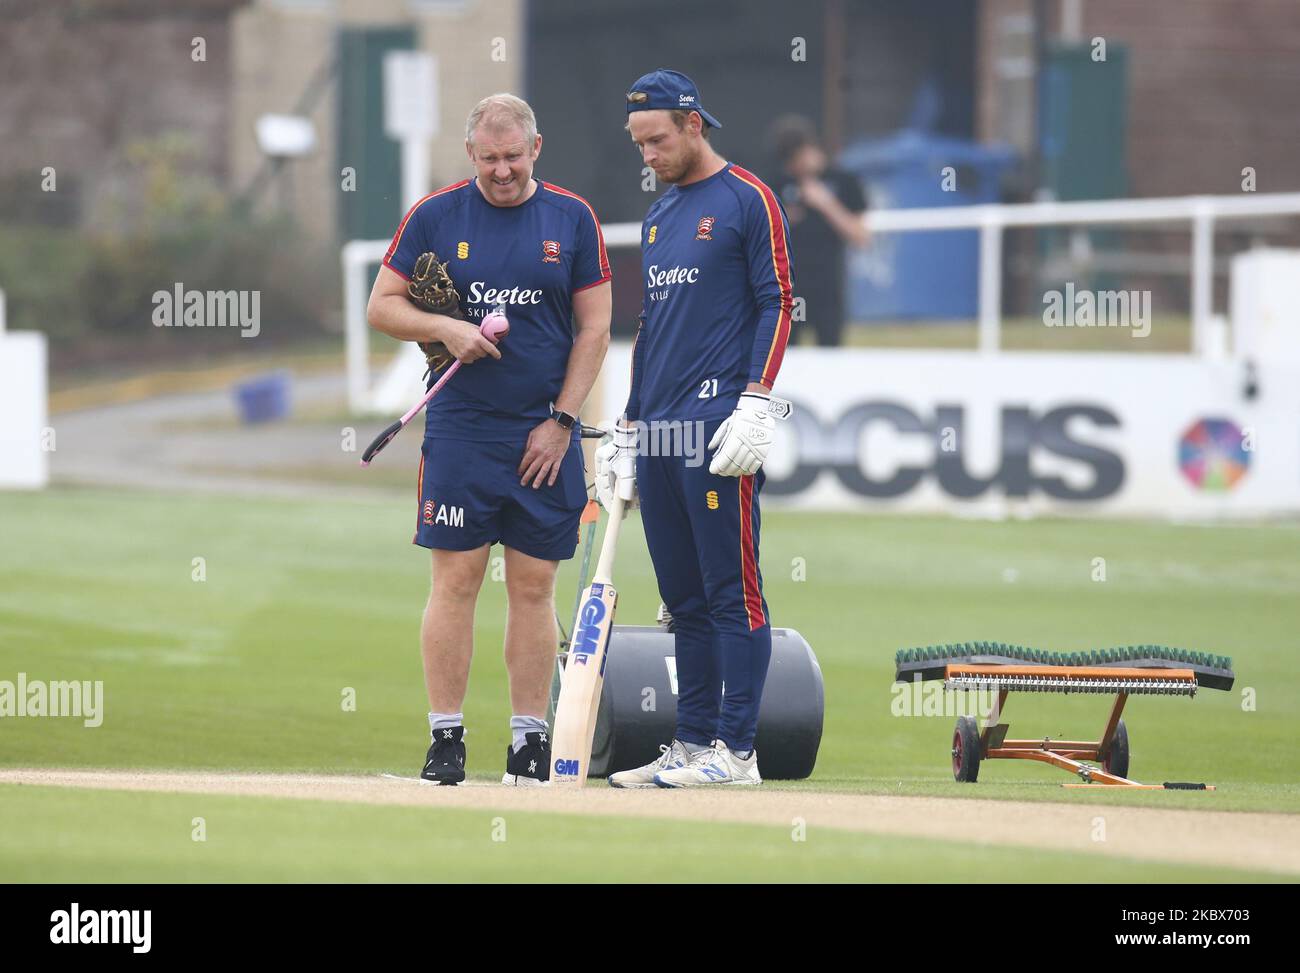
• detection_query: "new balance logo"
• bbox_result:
[700,764,728,781]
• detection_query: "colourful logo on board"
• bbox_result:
[1178,418,1249,491]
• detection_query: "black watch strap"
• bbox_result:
[550,407,577,429]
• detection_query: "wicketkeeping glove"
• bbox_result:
[407,251,461,375]
[594,421,639,511]
[708,392,776,477]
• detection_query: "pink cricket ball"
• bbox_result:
[480,312,509,344]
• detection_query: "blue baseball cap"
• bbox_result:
[625,69,722,129]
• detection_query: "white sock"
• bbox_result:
[429,712,463,734]
[511,714,548,752]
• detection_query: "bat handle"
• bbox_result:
[400,359,462,425]
[591,494,625,584]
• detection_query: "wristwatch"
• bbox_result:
[550,406,577,430]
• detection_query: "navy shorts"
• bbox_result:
[413,437,587,561]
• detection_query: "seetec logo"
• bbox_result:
[645,263,701,302]
[464,281,543,305]
[50,903,151,953]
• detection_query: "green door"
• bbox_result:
[337,26,417,240]
[1037,42,1130,296]
[1039,42,1130,201]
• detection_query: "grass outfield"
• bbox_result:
[1,488,1297,797]
[0,784,1284,883]
[1,487,1298,880]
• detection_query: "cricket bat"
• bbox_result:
[550,494,626,786]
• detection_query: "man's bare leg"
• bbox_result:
[502,546,560,719]
[422,545,490,712]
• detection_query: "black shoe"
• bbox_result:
[502,730,550,786]
[421,726,466,785]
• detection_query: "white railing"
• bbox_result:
[342,191,1300,411]
[863,192,1300,354]
[341,239,390,412]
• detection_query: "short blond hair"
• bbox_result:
[465,93,537,146]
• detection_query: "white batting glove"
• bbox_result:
[708,393,775,477]
[594,421,638,511]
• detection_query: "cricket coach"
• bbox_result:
[367,93,612,786]
[597,70,793,787]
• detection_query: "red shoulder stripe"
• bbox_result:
[727,166,793,388]
[383,179,472,267]
[542,182,612,283]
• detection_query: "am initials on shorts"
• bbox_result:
[426,503,464,528]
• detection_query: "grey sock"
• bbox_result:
[429,712,464,735]
[682,739,714,756]
[511,714,548,752]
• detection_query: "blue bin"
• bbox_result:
[841,131,1017,320]
[234,370,291,424]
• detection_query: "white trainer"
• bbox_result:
[608,739,696,789]
[653,741,762,788]
[501,773,548,788]
[501,731,551,786]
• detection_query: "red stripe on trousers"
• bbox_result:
[739,474,765,629]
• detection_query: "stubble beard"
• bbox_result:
[661,142,702,186]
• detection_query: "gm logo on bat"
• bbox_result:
[555,758,580,776]
[572,587,607,658]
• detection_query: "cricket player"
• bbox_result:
[597,69,793,787]
[367,93,612,786]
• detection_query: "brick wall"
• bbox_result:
[978,0,1300,196]
[1079,0,1300,195]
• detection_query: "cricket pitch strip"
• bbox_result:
[2,768,1297,876]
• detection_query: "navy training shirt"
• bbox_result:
[383,177,611,441]
[626,163,794,424]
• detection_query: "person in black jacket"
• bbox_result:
[768,115,868,347]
